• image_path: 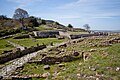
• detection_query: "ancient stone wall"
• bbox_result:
[0,45,46,64]
[70,33,108,39]
[28,54,81,65]
[59,31,71,39]
[13,34,29,39]
[33,31,59,38]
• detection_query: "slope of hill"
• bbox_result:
[0,17,86,37]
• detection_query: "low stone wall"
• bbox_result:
[29,53,81,65]
[11,74,44,79]
[70,33,108,39]
[33,31,59,38]
[13,34,30,39]
[92,37,120,47]
[106,37,120,44]
[59,31,71,39]
[28,39,85,65]
[0,35,14,40]
[0,45,46,64]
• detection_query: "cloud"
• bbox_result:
[56,0,120,19]
[91,13,120,19]
[8,0,33,4]
[57,0,97,9]
[7,0,42,8]
[58,0,120,9]
[55,15,81,19]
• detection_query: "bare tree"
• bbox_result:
[83,24,91,33]
[13,8,29,28]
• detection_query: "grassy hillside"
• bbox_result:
[0,17,86,36]
[0,39,15,54]
[12,35,120,80]
[9,38,65,47]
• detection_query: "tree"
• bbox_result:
[67,24,73,28]
[0,15,8,20]
[28,16,39,27]
[54,22,60,25]
[41,19,46,24]
[83,24,91,33]
[13,8,29,27]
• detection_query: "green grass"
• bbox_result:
[35,25,55,31]
[0,39,14,54]
[67,31,89,34]
[10,38,64,47]
[12,35,120,80]
[82,43,120,79]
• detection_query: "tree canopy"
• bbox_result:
[13,8,29,19]
[67,24,73,28]
[13,8,29,28]
[0,15,8,20]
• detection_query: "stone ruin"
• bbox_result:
[28,51,81,65]
[96,37,120,47]
[0,44,46,64]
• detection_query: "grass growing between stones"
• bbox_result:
[79,43,120,80]
[67,31,89,35]
[9,38,65,47]
[35,25,55,31]
[12,35,120,80]
[0,39,14,54]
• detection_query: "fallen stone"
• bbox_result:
[79,62,82,65]
[96,78,100,80]
[73,52,79,56]
[55,62,60,64]
[89,66,96,71]
[42,72,51,78]
[89,49,96,52]
[34,66,38,69]
[61,49,64,52]
[77,73,81,77]
[58,64,65,67]
[44,65,50,70]
[91,68,96,71]
[116,67,120,71]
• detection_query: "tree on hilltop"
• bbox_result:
[13,8,29,28]
[83,24,91,33]
[28,16,39,27]
[67,24,73,28]
[0,15,8,20]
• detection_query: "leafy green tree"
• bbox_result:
[0,15,8,20]
[41,19,46,24]
[29,16,39,27]
[67,24,73,28]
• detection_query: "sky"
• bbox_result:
[0,0,120,30]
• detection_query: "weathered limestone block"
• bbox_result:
[73,52,79,56]
[58,64,65,67]
[43,65,50,70]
